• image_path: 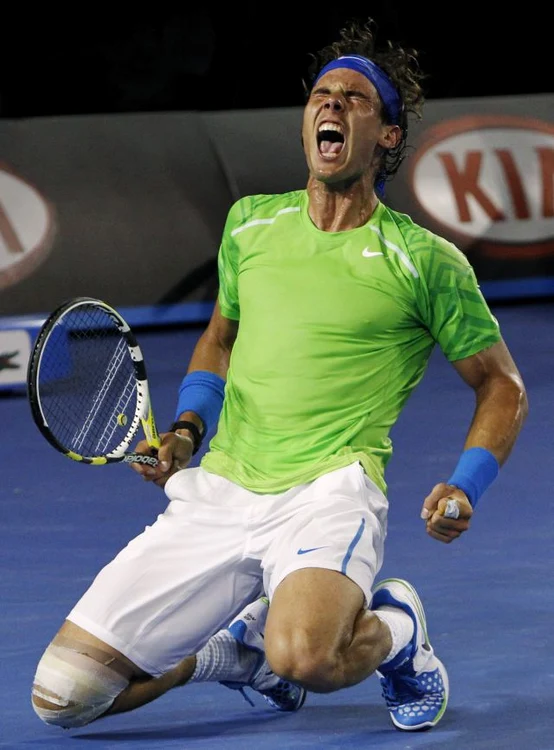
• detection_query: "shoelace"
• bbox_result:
[380,673,425,708]
[231,679,298,710]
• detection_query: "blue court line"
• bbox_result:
[0,301,215,331]
[480,276,554,299]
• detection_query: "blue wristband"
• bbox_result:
[175,370,226,434]
[447,447,499,509]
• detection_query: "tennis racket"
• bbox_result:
[27,296,160,467]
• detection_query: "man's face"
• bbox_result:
[302,67,394,185]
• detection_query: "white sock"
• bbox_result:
[189,629,259,683]
[373,606,414,664]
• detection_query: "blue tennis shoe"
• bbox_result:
[371,578,449,731]
[220,597,306,712]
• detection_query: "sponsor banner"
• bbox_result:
[0,94,552,326]
[0,163,56,290]
[389,94,554,289]
[0,113,235,319]
[409,116,554,263]
[0,328,32,387]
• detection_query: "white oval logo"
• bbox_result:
[410,117,554,244]
[0,164,55,290]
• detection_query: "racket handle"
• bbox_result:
[123,452,159,467]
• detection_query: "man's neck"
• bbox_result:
[306,176,379,232]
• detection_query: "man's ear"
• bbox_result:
[379,124,402,150]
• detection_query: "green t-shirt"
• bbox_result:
[200,190,501,495]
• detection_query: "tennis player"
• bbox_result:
[31,17,528,733]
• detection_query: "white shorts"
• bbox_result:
[67,461,388,676]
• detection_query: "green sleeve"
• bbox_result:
[415,237,502,361]
[217,200,244,321]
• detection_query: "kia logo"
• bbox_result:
[0,164,56,290]
[409,116,554,259]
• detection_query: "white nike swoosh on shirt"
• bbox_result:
[362,248,384,258]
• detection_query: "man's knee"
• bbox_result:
[266,627,344,693]
[31,640,131,728]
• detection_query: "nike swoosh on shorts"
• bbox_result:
[297,546,328,555]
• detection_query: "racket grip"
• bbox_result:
[123,452,159,467]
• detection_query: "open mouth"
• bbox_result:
[317,122,345,158]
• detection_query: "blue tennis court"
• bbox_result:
[2,299,553,749]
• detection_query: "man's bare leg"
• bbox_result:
[32,620,197,721]
[32,613,273,727]
[264,568,398,693]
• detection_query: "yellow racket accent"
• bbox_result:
[66,450,108,465]
[141,405,161,450]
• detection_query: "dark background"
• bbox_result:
[2,7,550,119]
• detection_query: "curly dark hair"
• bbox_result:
[303,17,426,187]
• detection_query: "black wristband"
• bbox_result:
[169,420,203,455]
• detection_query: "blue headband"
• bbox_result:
[314,54,402,125]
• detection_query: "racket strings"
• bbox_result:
[37,306,139,457]
[73,339,135,454]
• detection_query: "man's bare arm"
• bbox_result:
[451,338,528,465]
[175,301,239,436]
[422,338,528,543]
[186,301,239,379]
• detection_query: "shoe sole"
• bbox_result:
[372,578,449,731]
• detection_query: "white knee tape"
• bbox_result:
[32,644,130,728]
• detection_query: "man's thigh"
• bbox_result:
[266,567,365,649]
[67,468,263,676]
